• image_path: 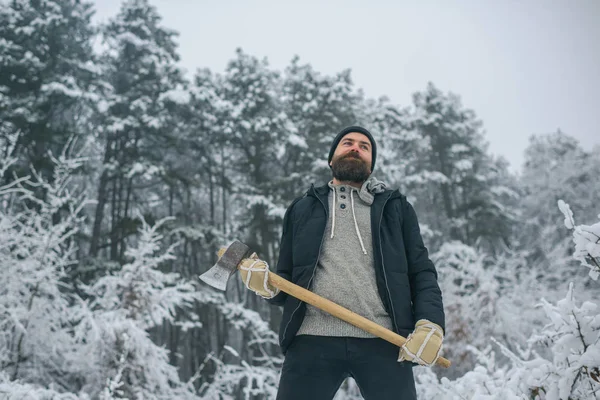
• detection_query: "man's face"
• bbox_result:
[329,132,373,183]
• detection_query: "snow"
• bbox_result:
[287,132,308,149]
[454,159,473,171]
[0,372,86,400]
[403,170,450,185]
[115,31,148,48]
[450,144,470,153]
[558,199,575,229]
[245,195,286,221]
[558,199,600,280]
[41,81,85,98]
[159,87,190,104]
[489,185,519,199]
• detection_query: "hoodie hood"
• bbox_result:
[327,176,388,205]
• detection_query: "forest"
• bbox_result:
[0,0,599,399]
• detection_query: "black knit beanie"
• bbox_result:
[328,125,377,172]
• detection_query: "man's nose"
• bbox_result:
[348,147,361,157]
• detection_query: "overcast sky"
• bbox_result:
[92,0,600,173]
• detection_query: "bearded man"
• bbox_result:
[240,126,446,400]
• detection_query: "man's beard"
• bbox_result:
[331,153,371,183]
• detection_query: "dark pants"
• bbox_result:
[276,335,417,400]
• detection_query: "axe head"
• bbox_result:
[199,240,253,291]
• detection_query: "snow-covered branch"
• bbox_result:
[558,199,600,280]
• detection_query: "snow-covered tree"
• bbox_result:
[410,82,519,248]
[81,214,201,399]
[360,95,443,242]
[558,199,600,281]
[413,200,600,400]
[432,241,500,378]
[219,49,289,267]
[519,131,600,290]
[189,280,282,399]
[362,97,418,186]
[89,0,187,261]
[0,145,207,398]
[185,67,232,235]
[280,56,361,190]
[415,279,600,400]
[198,317,281,399]
[0,0,98,182]
[0,151,91,397]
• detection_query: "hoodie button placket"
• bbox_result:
[339,186,347,210]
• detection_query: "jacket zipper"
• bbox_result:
[281,186,327,341]
[379,191,400,333]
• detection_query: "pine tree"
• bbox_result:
[410,82,518,247]
[0,0,98,183]
[84,214,200,399]
[219,49,288,264]
[280,56,360,192]
[518,130,600,288]
[186,67,232,237]
[89,0,186,261]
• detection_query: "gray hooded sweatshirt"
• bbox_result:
[296,177,395,337]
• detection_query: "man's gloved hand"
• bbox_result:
[398,319,444,366]
[238,253,280,299]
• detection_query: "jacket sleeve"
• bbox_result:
[265,199,297,306]
[402,198,446,333]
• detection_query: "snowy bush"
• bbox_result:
[416,280,600,400]
[195,300,283,399]
[558,199,600,280]
[199,346,280,400]
[0,153,92,396]
[0,370,87,400]
[432,241,500,377]
[80,213,201,399]
[0,153,204,399]
[413,200,600,400]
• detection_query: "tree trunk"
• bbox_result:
[221,146,227,233]
[119,177,133,261]
[208,163,215,227]
[90,138,114,257]
[110,171,120,261]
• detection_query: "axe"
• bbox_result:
[199,240,451,368]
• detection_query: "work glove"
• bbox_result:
[238,253,280,299]
[398,319,444,366]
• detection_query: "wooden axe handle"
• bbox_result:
[268,271,451,369]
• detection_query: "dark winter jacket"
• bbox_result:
[267,182,445,354]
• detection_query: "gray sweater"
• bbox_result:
[296,180,394,337]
